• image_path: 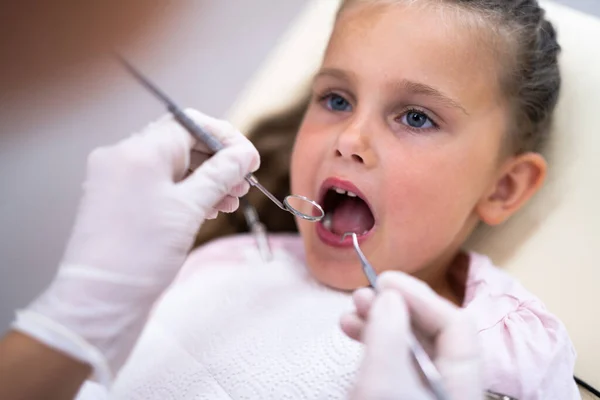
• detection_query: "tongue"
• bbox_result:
[331,197,375,235]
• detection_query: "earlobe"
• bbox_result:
[476,153,547,226]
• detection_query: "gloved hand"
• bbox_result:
[342,272,483,400]
[12,109,259,386]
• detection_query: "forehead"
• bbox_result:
[325,2,504,110]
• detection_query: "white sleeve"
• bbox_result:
[74,381,109,400]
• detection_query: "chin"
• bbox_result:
[300,231,371,291]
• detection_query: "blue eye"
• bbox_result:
[401,110,435,129]
[323,94,352,112]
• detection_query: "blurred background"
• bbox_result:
[0,0,597,331]
[0,0,305,330]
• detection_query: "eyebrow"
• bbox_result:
[399,80,469,115]
[314,68,353,82]
[314,68,469,115]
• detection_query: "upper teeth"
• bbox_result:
[334,187,357,197]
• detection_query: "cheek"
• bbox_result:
[290,120,327,194]
[291,121,328,240]
[383,154,473,221]
[378,141,498,262]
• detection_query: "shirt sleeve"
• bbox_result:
[476,299,579,400]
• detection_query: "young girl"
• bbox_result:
[92,0,578,398]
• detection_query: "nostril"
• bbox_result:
[335,150,364,163]
[352,154,364,163]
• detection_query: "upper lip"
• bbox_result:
[318,177,375,217]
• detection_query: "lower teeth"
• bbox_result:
[323,214,333,231]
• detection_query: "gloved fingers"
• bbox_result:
[433,311,481,399]
[214,195,240,214]
[340,288,375,342]
[229,181,250,198]
[181,109,260,172]
[135,112,198,180]
[177,130,259,213]
[182,108,252,149]
[197,182,250,219]
[353,287,376,320]
[350,290,430,400]
[339,311,364,342]
[205,209,219,220]
[376,271,460,337]
[88,109,258,185]
[132,109,258,183]
[188,141,251,173]
[186,155,251,198]
[141,109,238,154]
[376,271,481,399]
[341,274,464,346]
[204,182,250,215]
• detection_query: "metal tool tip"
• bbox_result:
[341,232,357,243]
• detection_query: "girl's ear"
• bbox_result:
[476,152,547,226]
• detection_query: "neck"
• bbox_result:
[414,250,470,307]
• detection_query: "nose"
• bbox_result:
[334,117,376,167]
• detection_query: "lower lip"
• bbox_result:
[315,221,374,248]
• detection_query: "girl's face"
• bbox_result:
[290,2,511,291]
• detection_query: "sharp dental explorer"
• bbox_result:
[342,233,519,400]
[342,232,450,400]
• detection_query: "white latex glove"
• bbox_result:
[342,272,483,400]
[12,109,259,386]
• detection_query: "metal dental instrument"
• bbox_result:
[240,197,273,262]
[343,233,378,289]
[342,232,519,400]
[117,55,325,222]
[342,232,450,400]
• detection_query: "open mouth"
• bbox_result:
[318,179,376,239]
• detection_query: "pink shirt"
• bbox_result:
[78,233,578,399]
[464,253,578,398]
